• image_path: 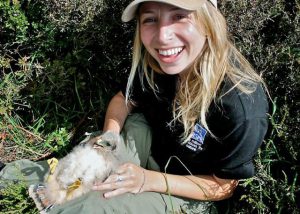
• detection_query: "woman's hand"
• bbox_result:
[93,163,146,198]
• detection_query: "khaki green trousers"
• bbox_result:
[0,114,216,214]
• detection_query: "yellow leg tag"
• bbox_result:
[47,158,59,175]
[66,179,82,198]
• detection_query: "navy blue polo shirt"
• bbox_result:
[122,71,269,179]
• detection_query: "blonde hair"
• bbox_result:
[125,2,264,142]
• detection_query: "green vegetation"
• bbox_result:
[0,0,299,213]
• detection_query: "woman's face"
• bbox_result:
[139,2,206,76]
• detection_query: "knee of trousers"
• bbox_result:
[122,113,153,168]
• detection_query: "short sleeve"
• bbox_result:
[120,80,127,98]
[214,117,268,179]
[120,72,144,106]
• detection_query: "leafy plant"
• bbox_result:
[0,180,38,214]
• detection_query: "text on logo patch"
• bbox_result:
[185,123,207,152]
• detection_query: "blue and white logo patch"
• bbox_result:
[185,123,207,152]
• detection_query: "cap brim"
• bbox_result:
[121,0,207,22]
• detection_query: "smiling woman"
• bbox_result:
[95,0,268,213]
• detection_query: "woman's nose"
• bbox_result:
[157,23,174,43]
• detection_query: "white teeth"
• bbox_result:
[159,47,183,56]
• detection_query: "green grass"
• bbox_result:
[0,181,38,214]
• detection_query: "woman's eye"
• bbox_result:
[174,14,187,21]
[142,17,157,24]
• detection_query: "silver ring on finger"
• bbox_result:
[116,175,123,182]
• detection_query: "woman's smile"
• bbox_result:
[157,47,184,63]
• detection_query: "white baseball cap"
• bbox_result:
[122,0,217,22]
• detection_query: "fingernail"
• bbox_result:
[103,193,110,198]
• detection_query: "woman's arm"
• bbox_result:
[94,163,238,201]
[144,170,238,201]
[103,91,133,133]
